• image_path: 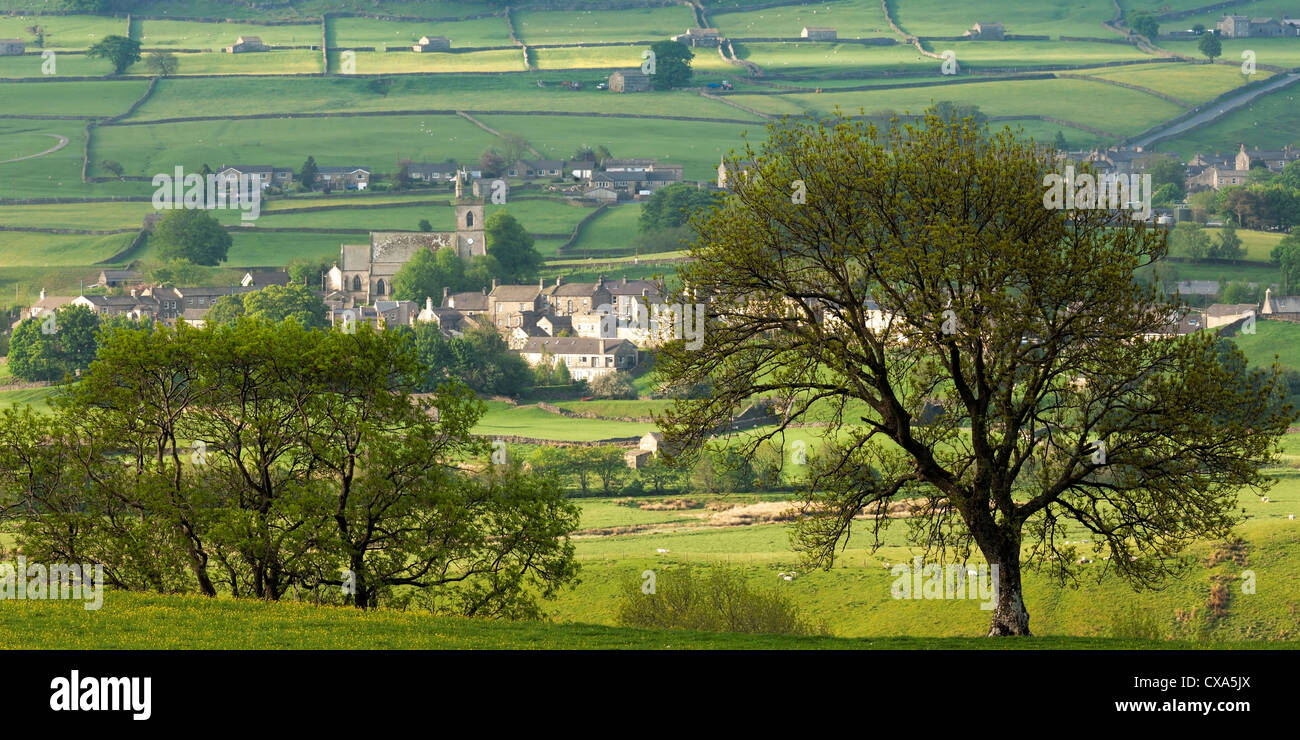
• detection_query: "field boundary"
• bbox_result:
[111,108,762,127]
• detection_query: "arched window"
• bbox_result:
[351,275,362,292]
[376,279,386,296]
[465,211,474,228]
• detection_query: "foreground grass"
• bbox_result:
[0,591,1277,650]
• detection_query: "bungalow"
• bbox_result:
[218,165,293,189]
[965,22,1005,40]
[608,69,652,93]
[672,28,721,47]
[0,39,25,56]
[406,161,476,181]
[412,35,451,52]
[506,159,566,180]
[225,36,269,53]
[800,27,837,41]
[519,336,639,382]
[316,166,370,190]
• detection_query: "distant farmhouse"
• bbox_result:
[412,35,451,52]
[608,69,652,93]
[0,38,25,55]
[225,36,269,53]
[98,269,141,288]
[1188,143,1300,190]
[801,27,838,41]
[717,157,756,190]
[1215,15,1297,38]
[965,22,1005,40]
[672,28,721,47]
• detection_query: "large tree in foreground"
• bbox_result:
[655,112,1293,636]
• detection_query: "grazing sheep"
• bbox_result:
[1261,496,1270,503]
[1289,514,1295,520]
[782,575,793,581]
[655,548,669,553]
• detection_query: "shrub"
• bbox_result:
[616,565,827,636]
[1108,604,1164,640]
[589,371,637,399]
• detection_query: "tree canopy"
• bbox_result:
[152,208,231,266]
[86,34,141,74]
[656,111,1293,636]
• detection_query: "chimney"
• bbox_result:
[443,286,450,301]
[491,278,497,291]
[540,277,545,290]
[426,296,434,313]
[598,339,605,355]
[556,275,564,287]
[39,288,46,301]
[622,276,628,285]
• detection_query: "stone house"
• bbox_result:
[218,165,293,189]
[1216,16,1289,38]
[965,22,1005,40]
[801,27,837,41]
[672,28,721,47]
[412,35,451,52]
[316,166,370,191]
[608,70,652,93]
[225,36,268,53]
[98,269,141,288]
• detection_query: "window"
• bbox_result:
[352,275,362,292]
[376,279,386,296]
[465,211,474,227]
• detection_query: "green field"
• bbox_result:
[1160,38,1300,70]
[568,202,644,253]
[0,231,135,267]
[728,77,1180,135]
[4,589,1259,649]
[472,400,656,441]
[893,0,1116,37]
[0,14,125,50]
[1155,83,1300,159]
[513,6,694,45]
[1232,319,1300,371]
[137,19,319,49]
[330,16,512,49]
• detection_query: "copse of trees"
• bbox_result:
[6,304,102,382]
[402,320,533,397]
[205,283,329,329]
[648,40,693,90]
[0,320,580,614]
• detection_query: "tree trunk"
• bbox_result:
[987,546,1031,636]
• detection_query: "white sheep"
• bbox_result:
[655,548,669,553]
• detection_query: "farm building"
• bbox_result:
[225,36,269,53]
[1216,15,1292,38]
[412,35,451,52]
[98,269,141,288]
[801,27,837,41]
[965,22,1005,40]
[672,28,721,47]
[240,270,291,288]
[0,38,25,55]
[1262,288,1300,319]
[608,69,652,92]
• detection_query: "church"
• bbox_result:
[327,170,486,305]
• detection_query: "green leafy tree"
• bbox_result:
[649,40,694,90]
[243,283,328,328]
[418,218,433,232]
[392,247,465,304]
[1210,219,1244,260]
[6,305,100,382]
[299,156,318,190]
[86,34,141,74]
[152,209,231,266]
[1272,234,1300,293]
[656,111,1293,635]
[1130,13,1159,39]
[1198,33,1222,61]
[1052,131,1067,151]
[1168,221,1211,259]
[1144,155,1186,200]
[485,211,543,283]
[145,51,179,77]
[1281,161,1300,191]
[639,183,720,233]
[589,371,637,399]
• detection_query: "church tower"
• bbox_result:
[453,169,486,259]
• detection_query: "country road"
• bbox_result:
[1130,71,1300,149]
[0,133,69,164]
